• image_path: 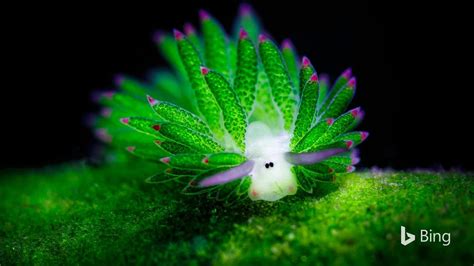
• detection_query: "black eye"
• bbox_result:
[265,163,269,168]
[269,162,274,167]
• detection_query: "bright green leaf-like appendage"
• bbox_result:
[91,5,368,202]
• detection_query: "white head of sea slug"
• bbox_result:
[245,121,297,201]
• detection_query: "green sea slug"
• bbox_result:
[92,4,368,202]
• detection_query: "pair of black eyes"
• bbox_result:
[264,162,274,169]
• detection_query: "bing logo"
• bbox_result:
[400,226,416,246]
[400,226,451,246]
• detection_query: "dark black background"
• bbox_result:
[3,1,472,170]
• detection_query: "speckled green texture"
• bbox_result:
[312,109,358,150]
[321,160,352,173]
[303,162,334,174]
[325,152,353,165]
[320,70,351,112]
[202,16,230,79]
[259,38,297,131]
[124,117,164,138]
[299,61,315,95]
[251,67,282,129]
[292,119,330,152]
[293,165,334,183]
[331,71,351,95]
[91,5,371,202]
[158,140,195,155]
[234,35,258,115]
[159,123,224,153]
[319,86,355,120]
[292,78,319,147]
[204,70,247,152]
[333,131,365,146]
[176,34,224,140]
[150,100,212,136]
[2,164,471,265]
[318,76,329,109]
[165,153,212,170]
[282,43,300,92]
[207,153,247,166]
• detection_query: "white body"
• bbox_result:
[245,122,297,201]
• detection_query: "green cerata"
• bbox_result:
[91,4,368,202]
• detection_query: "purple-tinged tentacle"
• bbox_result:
[285,148,346,165]
[199,160,255,187]
[351,149,361,165]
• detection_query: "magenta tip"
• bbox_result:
[345,140,354,149]
[200,66,209,75]
[281,39,292,49]
[348,77,356,88]
[146,95,158,106]
[361,131,369,141]
[342,67,352,79]
[126,146,136,153]
[202,157,209,164]
[152,30,165,43]
[183,23,195,35]
[350,107,361,117]
[160,157,170,164]
[152,124,161,131]
[347,166,356,173]
[310,73,319,82]
[239,3,252,16]
[258,34,267,43]
[326,118,334,126]
[302,56,311,67]
[120,117,130,124]
[173,29,184,40]
[239,28,248,39]
[199,9,210,20]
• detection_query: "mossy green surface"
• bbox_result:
[1,162,473,265]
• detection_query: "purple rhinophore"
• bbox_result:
[285,148,347,165]
[199,160,255,187]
